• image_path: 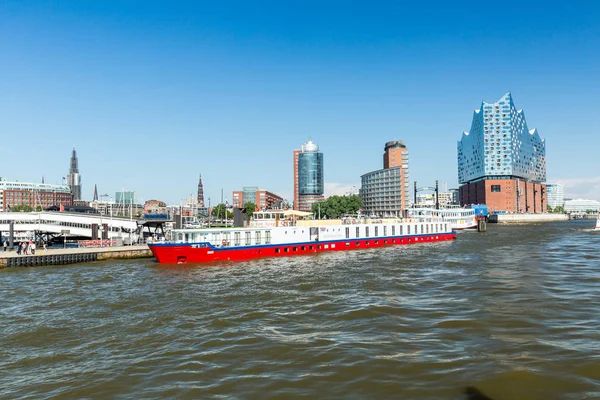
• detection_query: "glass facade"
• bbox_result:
[115,191,138,205]
[298,152,324,195]
[242,186,258,205]
[296,139,324,212]
[457,92,546,184]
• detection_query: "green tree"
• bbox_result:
[244,201,257,219]
[212,203,233,220]
[11,204,34,212]
[554,205,565,214]
[547,205,553,213]
[311,195,362,219]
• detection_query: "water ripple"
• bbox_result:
[1,220,599,399]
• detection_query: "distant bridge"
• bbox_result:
[0,212,141,242]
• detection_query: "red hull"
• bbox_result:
[148,233,456,264]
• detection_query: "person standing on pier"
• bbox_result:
[17,242,22,255]
[3,240,7,252]
[31,241,36,255]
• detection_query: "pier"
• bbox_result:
[0,245,152,268]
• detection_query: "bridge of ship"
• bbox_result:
[0,212,140,241]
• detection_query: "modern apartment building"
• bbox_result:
[457,92,547,213]
[293,139,325,212]
[232,187,284,210]
[546,183,565,209]
[0,178,73,211]
[360,141,410,217]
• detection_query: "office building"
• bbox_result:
[66,147,82,201]
[457,92,547,213]
[546,183,565,209]
[115,190,138,205]
[232,187,284,210]
[0,177,73,211]
[294,139,325,212]
[360,141,410,217]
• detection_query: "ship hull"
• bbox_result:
[148,232,456,264]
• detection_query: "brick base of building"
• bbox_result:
[459,179,546,214]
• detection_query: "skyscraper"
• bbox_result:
[294,139,324,212]
[66,147,82,201]
[197,174,205,208]
[457,92,547,213]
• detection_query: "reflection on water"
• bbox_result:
[1,220,599,399]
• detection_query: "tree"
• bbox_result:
[311,195,362,219]
[244,202,257,219]
[11,204,34,212]
[547,205,553,213]
[554,205,565,214]
[212,203,233,220]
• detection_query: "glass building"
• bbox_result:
[457,92,547,213]
[115,190,138,205]
[458,92,546,184]
[297,139,324,212]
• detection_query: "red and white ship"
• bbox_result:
[148,210,456,264]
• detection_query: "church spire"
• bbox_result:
[197,174,205,208]
[93,184,98,202]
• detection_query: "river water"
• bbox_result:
[1,220,599,399]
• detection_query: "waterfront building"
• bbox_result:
[197,174,205,208]
[546,183,565,209]
[0,177,73,211]
[294,139,325,212]
[457,92,547,213]
[360,141,410,217]
[232,187,284,210]
[563,198,599,213]
[66,147,82,201]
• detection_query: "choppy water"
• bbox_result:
[1,220,599,399]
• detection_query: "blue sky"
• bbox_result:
[1,1,599,204]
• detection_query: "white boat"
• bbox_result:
[595,215,600,230]
[408,208,477,230]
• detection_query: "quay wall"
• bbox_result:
[494,213,569,223]
[0,245,153,268]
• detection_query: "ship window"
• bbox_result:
[293,247,297,251]
[365,227,369,237]
[301,246,306,251]
[491,185,501,192]
[356,227,360,237]
[426,224,429,234]
[392,226,395,235]
[284,248,289,252]
[309,245,313,250]
[375,227,378,236]
[383,226,387,236]
[356,242,360,246]
[407,225,411,235]
[275,248,280,253]
[265,231,271,244]
[255,231,261,244]
[245,232,251,245]
[345,227,350,239]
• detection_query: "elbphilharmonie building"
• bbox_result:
[457,92,547,213]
